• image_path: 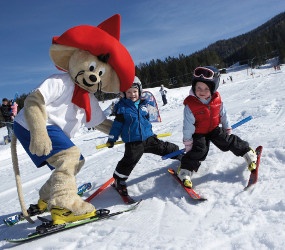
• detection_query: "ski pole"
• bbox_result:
[231,115,252,129]
[162,148,185,160]
[0,121,14,124]
[96,132,172,149]
[161,115,253,160]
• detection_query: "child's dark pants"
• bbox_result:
[181,126,250,172]
[113,135,179,180]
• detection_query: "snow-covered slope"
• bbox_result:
[0,65,284,249]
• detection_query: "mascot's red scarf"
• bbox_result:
[72,84,91,122]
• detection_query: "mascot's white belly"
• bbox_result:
[15,73,106,138]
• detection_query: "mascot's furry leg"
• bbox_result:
[38,176,52,203]
[39,157,85,202]
[11,134,92,225]
[46,146,95,224]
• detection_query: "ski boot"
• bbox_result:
[51,207,96,225]
[27,199,48,216]
[113,178,128,196]
[177,166,193,188]
[243,148,257,172]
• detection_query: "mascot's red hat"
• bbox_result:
[49,14,135,92]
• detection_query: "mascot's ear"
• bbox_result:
[98,14,120,40]
[50,44,78,72]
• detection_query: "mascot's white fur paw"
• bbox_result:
[29,131,52,156]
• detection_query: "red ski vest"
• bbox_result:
[183,92,222,134]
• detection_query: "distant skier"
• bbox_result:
[177,66,257,188]
[10,99,18,119]
[0,98,14,142]
[159,84,168,106]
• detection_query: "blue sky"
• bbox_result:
[1,0,284,99]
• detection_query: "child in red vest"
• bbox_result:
[178,66,257,188]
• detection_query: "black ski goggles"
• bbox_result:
[193,67,218,80]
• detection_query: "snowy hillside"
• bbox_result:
[0,65,284,249]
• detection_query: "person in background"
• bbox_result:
[177,66,257,188]
[159,84,168,106]
[0,98,14,142]
[10,99,18,120]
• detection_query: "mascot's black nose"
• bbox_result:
[89,75,97,82]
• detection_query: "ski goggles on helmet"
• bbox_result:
[193,67,219,80]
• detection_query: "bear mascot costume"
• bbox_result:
[11,14,135,225]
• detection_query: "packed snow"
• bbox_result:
[0,65,284,249]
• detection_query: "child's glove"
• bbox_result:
[183,140,193,153]
[226,128,232,135]
[107,140,115,148]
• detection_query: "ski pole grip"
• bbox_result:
[96,133,172,149]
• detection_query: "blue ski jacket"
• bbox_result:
[108,98,154,143]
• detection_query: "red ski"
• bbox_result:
[85,177,114,202]
[168,168,207,201]
[111,184,137,204]
[85,177,137,204]
[244,145,263,190]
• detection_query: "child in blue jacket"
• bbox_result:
[107,76,179,195]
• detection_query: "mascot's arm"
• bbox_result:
[95,118,113,135]
[24,90,52,156]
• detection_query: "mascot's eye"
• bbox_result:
[98,67,106,76]
[89,62,96,72]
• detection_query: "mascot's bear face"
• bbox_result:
[49,14,135,94]
[68,49,120,94]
